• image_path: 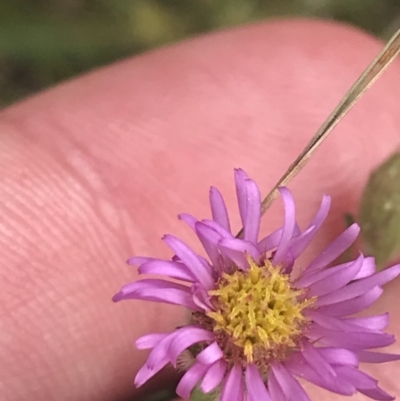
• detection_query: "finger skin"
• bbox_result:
[1,19,400,401]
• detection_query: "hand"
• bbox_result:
[1,19,400,401]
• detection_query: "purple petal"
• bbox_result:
[138,260,195,282]
[176,361,209,399]
[135,333,175,386]
[359,387,395,401]
[279,250,295,274]
[271,363,311,401]
[258,224,302,253]
[267,367,289,401]
[285,353,356,395]
[316,347,359,366]
[316,286,383,316]
[308,311,385,333]
[168,327,214,365]
[314,264,400,307]
[221,364,244,401]
[289,195,331,258]
[201,219,234,239]
[307,253,363,297]
[296,256,374,289]
[140,332,176,376]
[178,213,198,230]
[198,220,236,271]
[335,366,378,389]
[218,238,261,270]
[306,194,331,227]
[258,227,284,253]
[243,178,261,244]
[134,359,169,387]
[345,314,389,332]
[301,341,337,380]
[163,235,215,289]
[113,278,188,296]
[234,168,249,227]
[209,186,231,232]
[358,351,400,363]
[201,360,227,393]
[191,283,214,311]
[145,332,176,368]
[335,368,395,401]
[273,187,297,265]
[236,374,245,401]
[304,223,360,273]
[308,324,395,349]
[354,257,376,279]
[245,364,271,401]
[296,260,351,288]
[196,342,223,365]
[136,333,168,350]
[132,288,199,309]
[195,222,222,267]
[198,254,215,268]
[112,279,200,310]
[287,225,315,256]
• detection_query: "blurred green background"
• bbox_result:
[1,0,400,108]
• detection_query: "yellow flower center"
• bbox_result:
[206,258,315,363]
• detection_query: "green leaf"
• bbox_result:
[360,152,400,269]
[189,387,219,401]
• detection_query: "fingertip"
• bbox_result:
[1,18,400,401]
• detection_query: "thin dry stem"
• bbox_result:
[237,28,400,238]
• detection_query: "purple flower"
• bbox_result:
[113,169,400,401]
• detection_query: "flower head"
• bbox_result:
[113,169,400,401]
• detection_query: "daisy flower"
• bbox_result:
[113,169,400,401]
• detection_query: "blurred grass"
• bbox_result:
[0,0,400,107]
